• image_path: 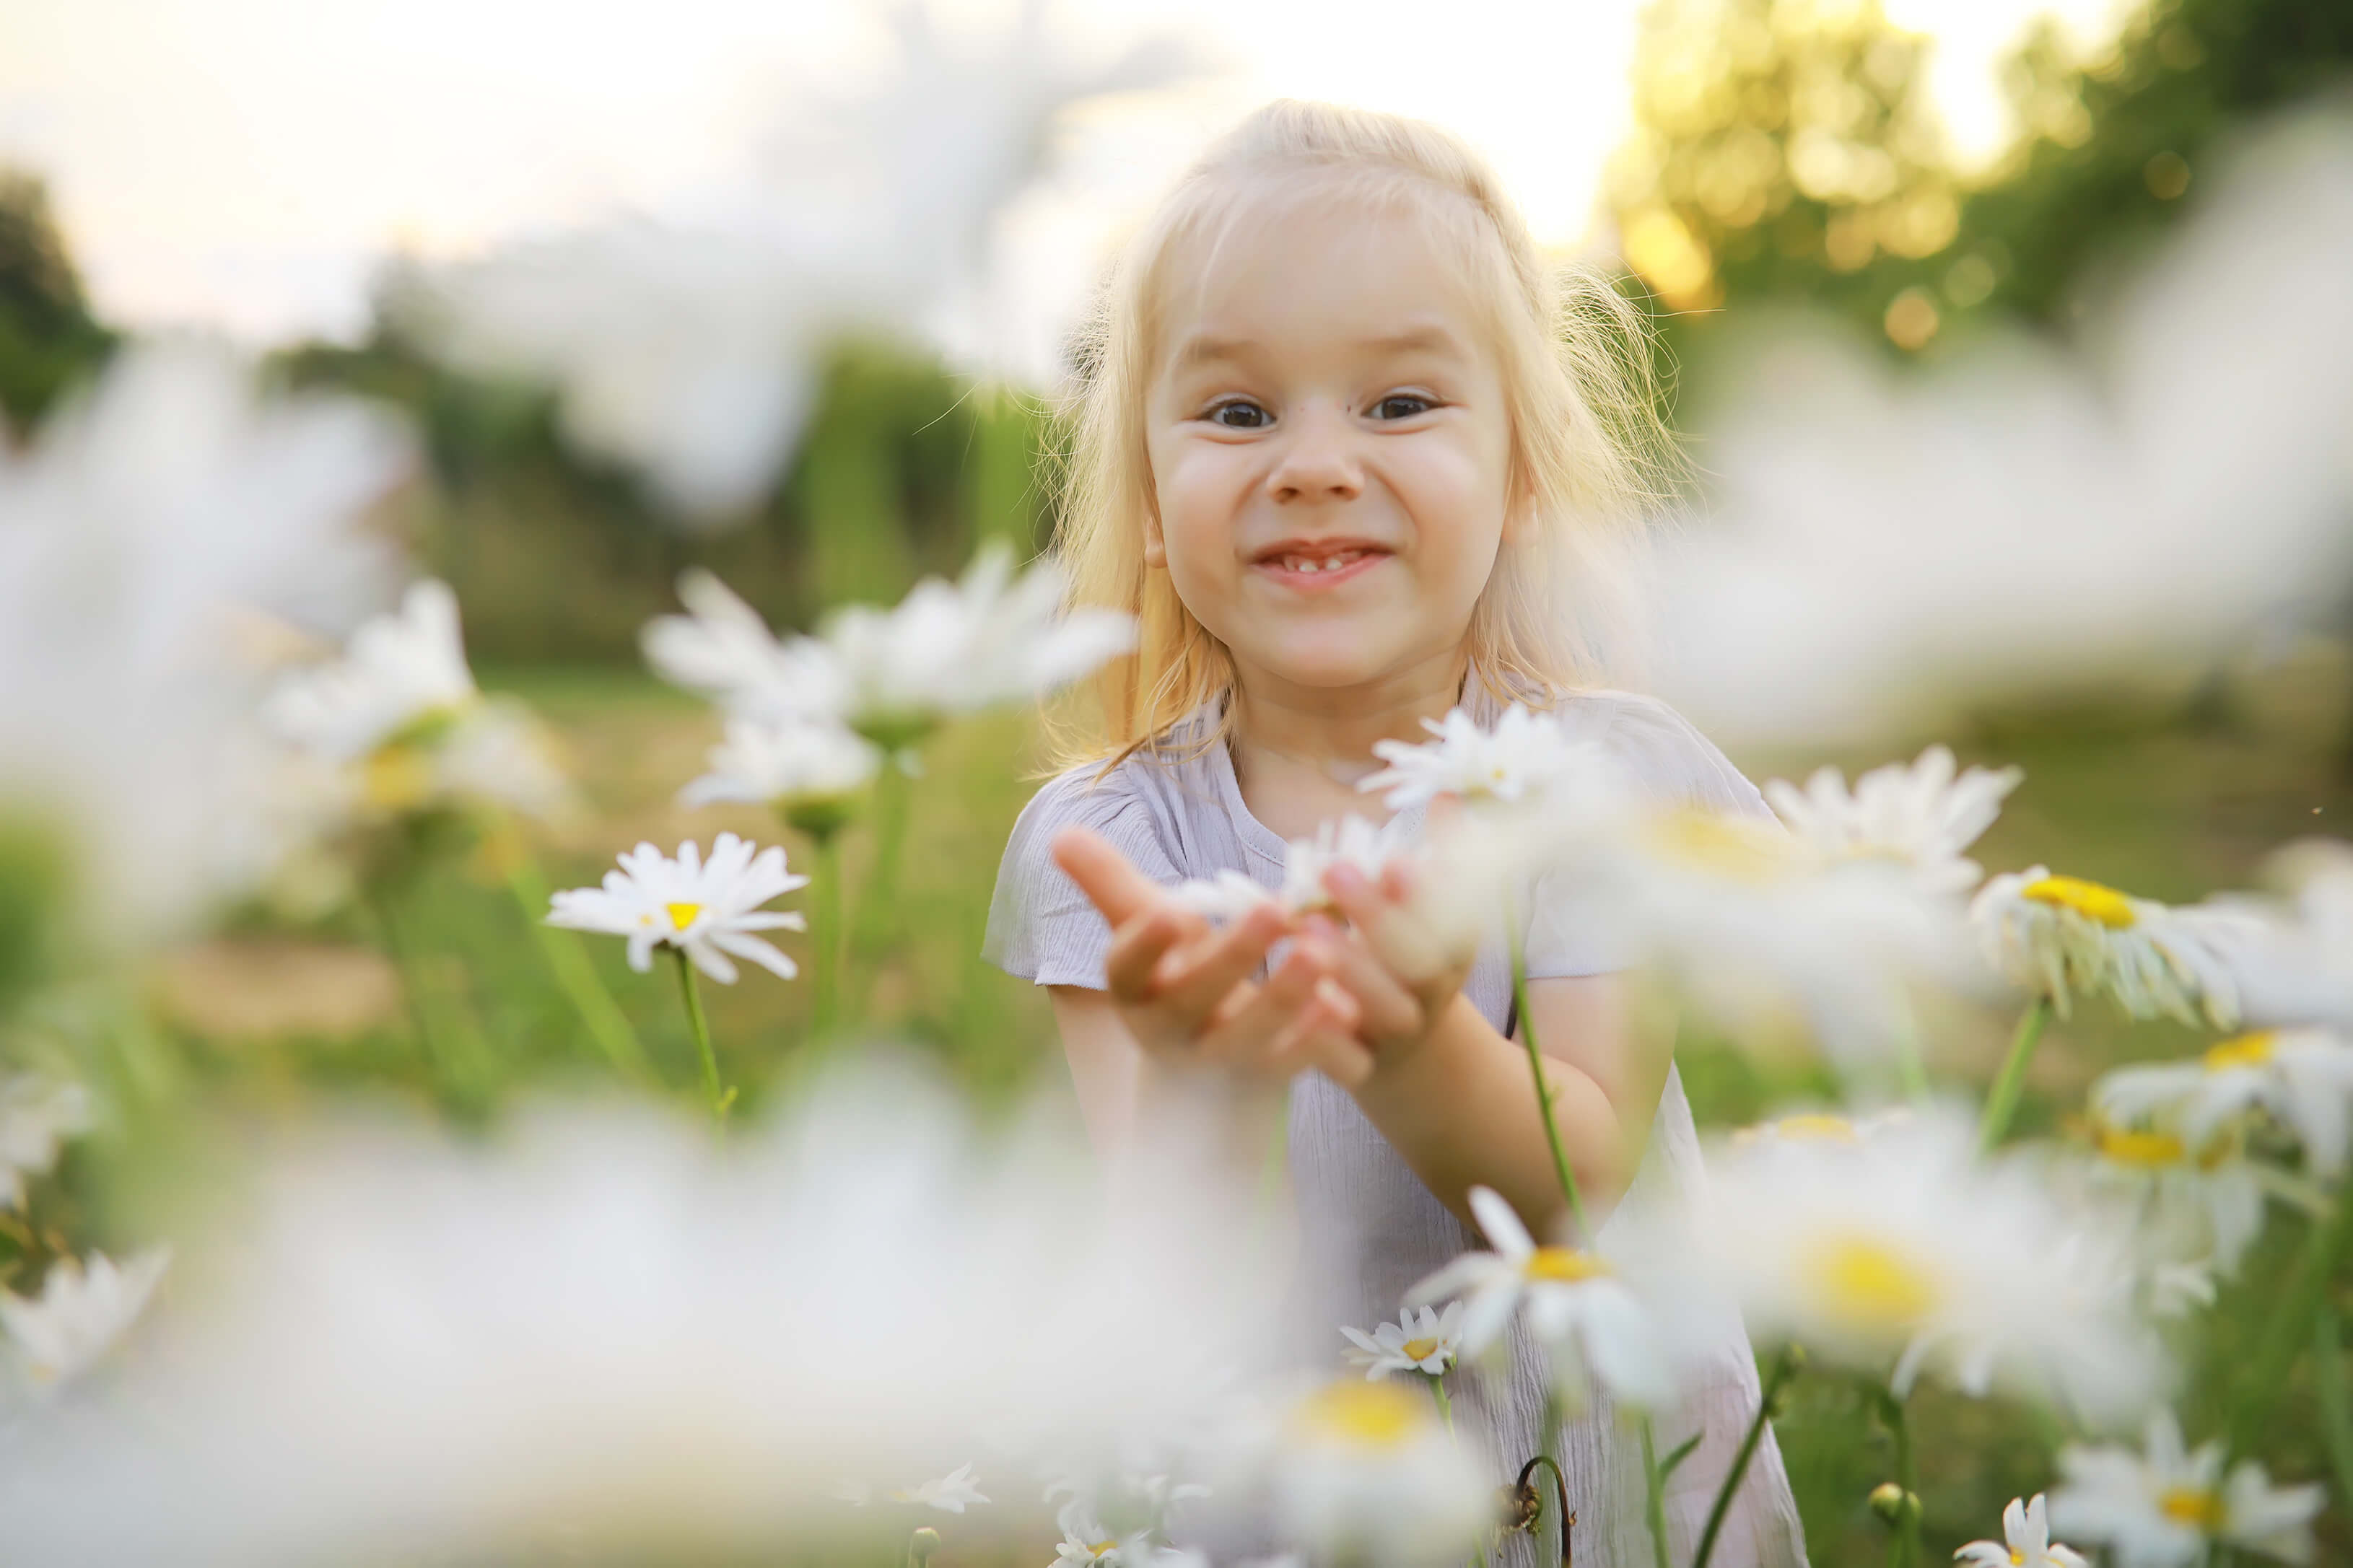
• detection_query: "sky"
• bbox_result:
[0,0,2131,356]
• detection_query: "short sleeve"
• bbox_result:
[1522,691,1773,980]
[983,764,1184,990]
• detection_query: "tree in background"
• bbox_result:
[1611,0,2353,362]
[0,170,112,429]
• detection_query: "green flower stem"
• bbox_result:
[366,883,442,1082]
[671,948,731,1131]
[1426,1371,1456,1432]
[808,828,844,1037]
[853,759,915,1015]
[2315,1310,2353,1515]
[1888,1007,1931,1107]
[1509,924,1588,1238]
[2228,1181,2353,1459]
[1640,1416,1672,1568]
[1885,1389,1921,1568]
[1978,994,2053,1155]
[1694,1346,1800,1568]
[504,854,648,1080]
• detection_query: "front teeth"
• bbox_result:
[1280,550,1365,574]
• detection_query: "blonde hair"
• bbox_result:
[1046,100,1678,772]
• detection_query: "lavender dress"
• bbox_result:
[985,688,1809,1568]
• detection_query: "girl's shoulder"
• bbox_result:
[1528,686,1771,820]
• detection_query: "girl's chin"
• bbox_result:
[1240,637,1423,692]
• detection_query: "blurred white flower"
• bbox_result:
[1729,1107,1914,1152]
[0,1068,1286,1559]
[1405,1186,1675,1411]
[1763,745,2020,895]
[0,1248,170,1390]
[0,1078,89,1211]
[1555,800,1974,1074]
[1972,868,2253,1028]
[1266,1380,1493,1568]
[1169,870,1276,924]
[403,2,1187,520]
[1955,1493,2089,1568]
[1041,1464,1210,1559]
[1279,815,1418,918]
[2050,1409,2322,1568]
[2202,839,2353,1030]
[2074,1117,2269,1281]
[547,833,808,984]
[896,1463,987,1514]
[1357,704,1589,812]
[2096,1028,2353,1176]
[646,548,1134,747]
[1646,110,2353,750]
[680,715,883,834]
[262,579,473,764]
[1053,1520,1150,1564]
[0,341,407,939]
[1682,1108,2164,1422]
[1340,1302,1464,1382]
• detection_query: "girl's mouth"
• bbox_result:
[1250,544,1392,591]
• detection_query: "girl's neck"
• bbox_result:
[1226,650,1467,834]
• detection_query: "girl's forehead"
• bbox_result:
[1151,195,1495,373]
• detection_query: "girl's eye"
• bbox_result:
[1372,393,1434,420]
[1207,399,1270,429]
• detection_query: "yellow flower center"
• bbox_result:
[361,744,435,811]
[2158,1486,2225,1531]
[1648,809,1794,884]
[665,902,702,931]
[2097,1124,2186,1168]
[1400,1336,1441,1362]
[1526,1246,1612,1283]
[2022,875,2138,929]
[1088,1543,1117,1559]
[1806,1233,1940,1329]
[2007,1553,2024,1567]
[2204,1031,2277,1072]
[1770,1113,1859,1143]
[1292,1380,1425,1450]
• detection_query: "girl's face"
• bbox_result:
[1143,197,1515,701]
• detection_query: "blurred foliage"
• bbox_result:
[0,170,114,430]
[279,323,1057,663]
[1612,0,2353,362]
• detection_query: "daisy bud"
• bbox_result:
[1869,1483,1920,1526]
[908,1525,941,1564]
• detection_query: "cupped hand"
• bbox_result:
[1307,854,1477,1068]
[1050,826,1374,1089]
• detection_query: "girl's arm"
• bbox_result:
[1049,986,1291,1184]
[1345,976,1665,1240]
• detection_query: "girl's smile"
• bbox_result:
[1249,536,1394,591]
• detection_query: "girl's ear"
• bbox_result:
[1141,499,1168,568]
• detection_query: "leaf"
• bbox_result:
[1658,1428,1704,1479]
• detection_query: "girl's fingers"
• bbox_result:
[1052,826,1170,929]
[1103,907,1188,1002]
[1199,947,1328,1068]
[1295,916,1422,1040]
[1268,978,1376,1088]
[1322,862,1443,986]
[1149,902,1287,1022]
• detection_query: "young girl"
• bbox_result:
[985,101,1807,1567]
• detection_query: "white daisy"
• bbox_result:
[0,1247,171,1388]
[1971,867,2256,1028]
[1268,1379,1493,1568]
[1955,1493,2090,1568]
[894,1462,988,1514]
[546,833,808,984]
[1052,1518,1151,1564]
[2073,1115,2269,1281]
[1278,815,1418,918]
[1340,1302,1464,1381]
[0,1078,89,1211]
[1168,870,1277,923]
[678,715,882,837]
[2050,1409,2322,1567]
[2209,838,2353,1030]
[640,569,848,724]
[1676,1108,2165,1422]
[2095,1027,2353,1175]
[1405,1186,1676,1411]
[1357,703,1590,813]
[263,579,477,765]
[1763,744,2021,895]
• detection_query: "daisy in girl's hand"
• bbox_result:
[1955,1494,2088,1568]
[546,833,808,984]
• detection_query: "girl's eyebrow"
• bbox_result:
[1167,323,1469,375]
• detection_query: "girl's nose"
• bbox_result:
[1266,403,1363,504]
